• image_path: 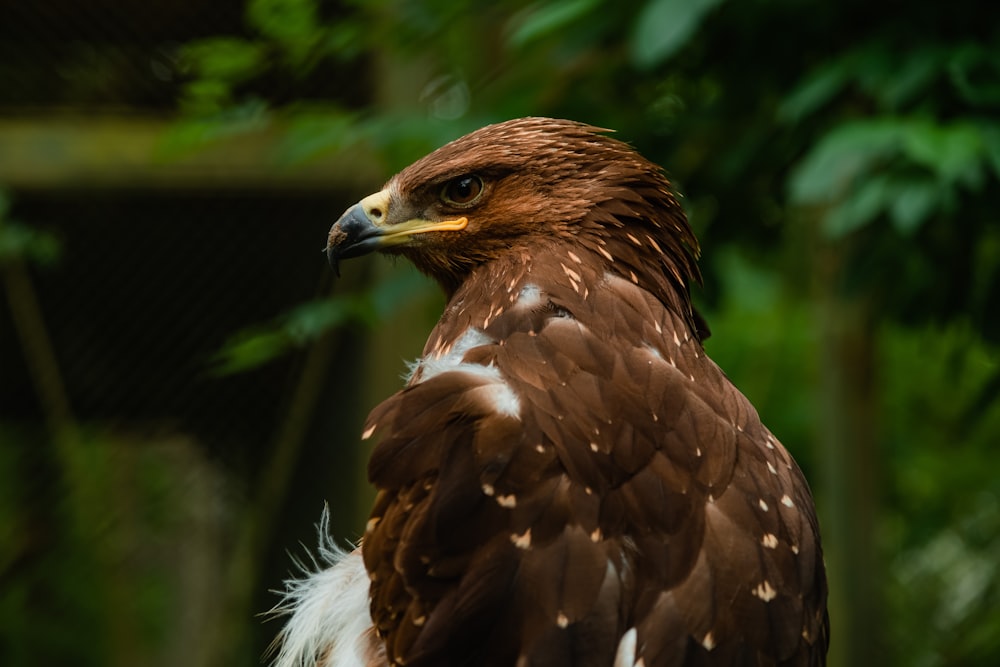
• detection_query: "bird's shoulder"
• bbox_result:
[368,248,742,493]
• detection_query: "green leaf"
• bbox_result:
[276,109,360,165]
[508,0,600,49]
[984,125,1000,180]
[284,296,370,343]
[210,265,435,375]
[900,119,985,187]
[212,295,365,375]
[778,58,851,124]
[822,173,894,238]
[324,19,365,61]
[949,42,1000,107]
[180,38,265,82]
[0,221,61,266]
[630,0,726,69]
[248,0,321,65]
[890,179,941,235]
[789,119,902,204]
[179,79,233,115]
[211,328,292,376]
[878,47,946,110]
[158,99,271,159]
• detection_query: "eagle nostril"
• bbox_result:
[369,207,383,221]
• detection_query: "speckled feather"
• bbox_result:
[318,118,826,666]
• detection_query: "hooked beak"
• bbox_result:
[325,189,468,276]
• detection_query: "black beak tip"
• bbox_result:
[325,203,381,276]
[324,246,341,278]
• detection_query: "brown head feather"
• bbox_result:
[383,118,704,337]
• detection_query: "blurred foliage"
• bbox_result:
[631,0,725,68]
[212,264,433,374]
[881,322,1000,666]
[0,192,61,267]
[0,426,228,667]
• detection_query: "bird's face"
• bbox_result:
[325,177,475,268]
[326,119,595,289]
[325,117,697,296]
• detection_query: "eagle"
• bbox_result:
[273,117,828,667]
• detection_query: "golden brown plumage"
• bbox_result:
[285,117,827,667]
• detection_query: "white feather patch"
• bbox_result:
[613,627,638,667]
[269,509,383,667]
[475,380,521,418]
[407,328,521,418]
[516,283,542,307]
[406,328,493,383]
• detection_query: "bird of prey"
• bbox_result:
[273,117,828,667]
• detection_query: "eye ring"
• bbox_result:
[441,174,484,207]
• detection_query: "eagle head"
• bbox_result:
[326,117,701,320]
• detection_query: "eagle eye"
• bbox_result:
[441,175,484,206]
